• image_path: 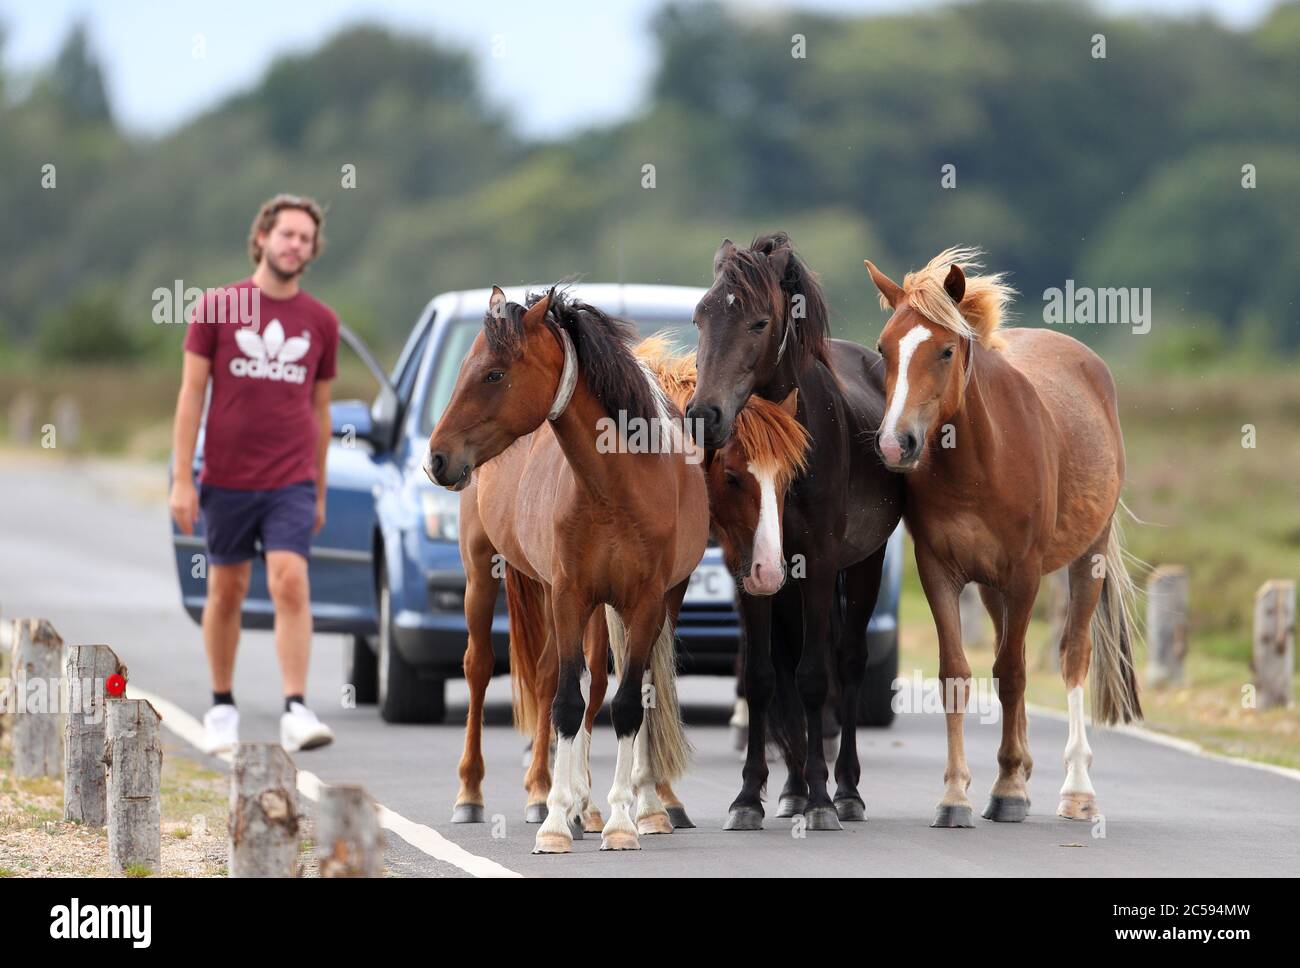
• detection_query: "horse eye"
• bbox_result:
[749,319,769,333]
[484,370,505,384]
[940,347,955,361]
[725,471,742,488]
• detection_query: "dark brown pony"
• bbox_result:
[686,233,905,830]
[426,288,707,853]
[865,246,1142,827]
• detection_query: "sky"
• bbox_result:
[0,0,1283,138]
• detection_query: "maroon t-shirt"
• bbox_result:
[183,279,339,490]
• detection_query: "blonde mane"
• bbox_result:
[635,335,810,489]
[884,246,1016,351]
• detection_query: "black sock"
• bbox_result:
[213,691,235,707]
[285,694,305,713]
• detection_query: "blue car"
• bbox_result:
[171,284,904,724]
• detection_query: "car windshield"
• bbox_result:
[421,316,698,436]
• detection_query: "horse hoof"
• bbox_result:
[666,806,696,829]
[983,796,1029,823]
[600,829,640,851]
[723,806,764,831]
[931,804,975,828]
[450,802,485,824]
[775,795,807,818]
[524,803,548,824]
[834,798,867,822]
[568,815,584,840]
[582,809,605,833]
[636,812,674,835]
[1057,793,1100,821]
[532,832,572,854]
[804,806,843,831]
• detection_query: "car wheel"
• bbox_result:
[377,562,447,724]
[344,635,378,705]
[858,630,899,727]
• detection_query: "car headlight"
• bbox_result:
[421,489,460,541]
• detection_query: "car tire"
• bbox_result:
[858,631,899,727]
[344,635,379,705]
[377,561,447,724]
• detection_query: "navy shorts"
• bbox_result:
[199,479,316,566]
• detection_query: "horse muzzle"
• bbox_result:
[424,447,472,491]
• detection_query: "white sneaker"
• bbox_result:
[201,704,239,755]
[280,701,334,752]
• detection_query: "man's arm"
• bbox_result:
[169,350,211,535]
[312,378,332,533]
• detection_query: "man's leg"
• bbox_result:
[266,550,312,697]
[204,562,251,691]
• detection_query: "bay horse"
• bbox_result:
[685,233,905,831]
[426,287,707,853]
[864,246,1142,827]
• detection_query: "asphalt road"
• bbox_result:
[2,450,1297,877]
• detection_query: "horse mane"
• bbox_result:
[716,232,832,369]
[636,336,810,489]
[483,288,664,425]
[886,246,1016,351]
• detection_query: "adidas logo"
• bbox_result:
[229,319,310,383]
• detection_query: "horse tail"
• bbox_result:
[606,605,692,781]
[505,565,548,736]
[1090,508,1144,725]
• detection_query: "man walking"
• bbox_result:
[169,193,339,754]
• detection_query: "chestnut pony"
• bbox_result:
[686,233,905,831]
[865,247,1142,827]
[426,288,707,854]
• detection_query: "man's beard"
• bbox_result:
[266,252,307,282]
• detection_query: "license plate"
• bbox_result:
[685,563,734,604]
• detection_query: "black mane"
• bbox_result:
[716,232,832,369]
[483,287,662,424]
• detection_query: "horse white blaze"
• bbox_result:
[743,462,783,596]
[1061,685,1096,798]
[879,324,932,463]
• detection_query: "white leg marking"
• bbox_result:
[535,734,576,849]
[1060,685,1096,797]
[880,324,933,455]
[633,720,667,822]
[602,733,639,848]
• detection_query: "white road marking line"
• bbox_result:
[128,684,523,878]
[1027,701,1300,784]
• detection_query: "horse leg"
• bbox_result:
[452,534,499,823]
[833,551,885,822]
[533,593,594,854]
[730,627,749,752]
[725,593,774,830]
[983,573,1038,822]
[602,596,666,851]
[1058,531,1109,821]
[916,545,975,827]
[578,613,608,832]
[794,558,842,831]
[773,606,809,817]
[522,615,556,823]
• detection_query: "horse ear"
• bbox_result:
[778,388,798,417]
[944,264,966,304]
[488,286,507,320]
[521,292,551,328]
[764,240,792,280]
[713,239,736,277]
[864,260,903,308]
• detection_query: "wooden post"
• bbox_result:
[103,698,162,875]
[229,743,300,878]
[1145,565,1189,687]
[1253,580,1295,710]
[317,785,384,878]
[64,644,127,825]
[10,619,65,778]
[959,583,989,648]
